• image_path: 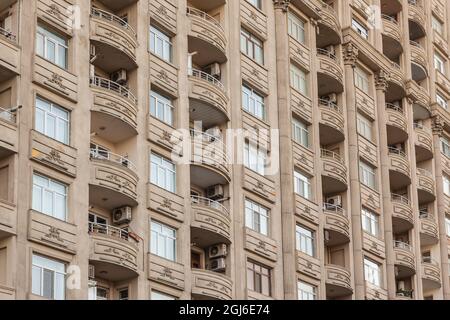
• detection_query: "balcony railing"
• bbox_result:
[191,195,229,218]
[189,68,225,91]
[391,193,410,205]
[388,147,407,158]
[321,148,344,164]
[186,6,223,32]
[422,256,439,265]
[91,7,137,38]
[323,203,346,216]
[381,14,398,24]
[318,98,341,113]
[0,107,16,123]
[0,26,16,41]
[409,40,424,49]
[190,129,230,163]
[394,240,412,252]
[90,148,137,172]
[396,289,413,298]
[317,48,338,62]
[386,103,404,114]
[90,77,137,104]
[419,210,433,220]
[88,221,130,241]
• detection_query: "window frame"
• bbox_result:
[297,281,317,300]
[359,160,376,189]
[150,153,176,193]
[31,254,66,300]
[361,208,379,237]
[242,84,265,120]
[352,18,369,40]
[149,25,172,62]
[240,28,264,65]
[150,90,174,126]
[292,117,310,148]
[245,198,269,236]
[150,220,177,261]
[364,257,381,287]
[36,24,68,69]
[290,64,308,96]
[32,173,68,221]
[244,140,266,176]
[434,52,446,74]
[294,170,312,200]
[296,224,315,257]
[288,12,306,44]
[35,96,70,145]
[246,260,271,296]
[357,113,372,141]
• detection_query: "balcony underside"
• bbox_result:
[91,111,137,143]
[415,145,433,162]
[188,36,227,66]
[386,82,406,102]
[322,175,347,194]
[413,103,431,120]
[326,283,352,299]
[189,0,226,11]
[190,165,229,189]
[395,263,415,279]
[89,184,138,210]
[325,227,350,247]
[389,170,411,190]
[0,0,15,11]
[411,62,427,82]
[381,0,402,15]
[191,225,230,248]
[316,23,341,47]
[0,65,16,82]
[392,216,413,234]
[91,40,137,73]
[89,260,138,282]
[189,98,229,128]
[317,72,343,96]
[96,0,137,11]
[386,125,408,145]
[319,123,345,145]
[409,20,426,41]
[382,35,403,60]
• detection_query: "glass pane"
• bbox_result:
[32,265,42,296]
[32,185,42,212]
[43,190,53,215]
[54,273,65,300]
[42,269,54,299]
[47,40,55,63]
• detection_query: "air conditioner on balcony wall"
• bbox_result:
[209,243,227,258]
[113,206,132,225]
[206,185,224,200]
[209,257,226,272]
[111,69,127,85]
[325,195,342,208]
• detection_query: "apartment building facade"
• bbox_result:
[0,0,450,300]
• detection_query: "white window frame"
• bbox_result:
[292,118,309,148]
[290,64,308,96]
[242,85,265,120]
[150,90,174,126]
[432,15,444,35]
[240,28,264,64]
[245,198,269,236]
[298,281,317,300]
[288,12,306,44]
[352,18,369,40]
[32,173,68,221]
[296,225,315,257]
[436,93,448,110]
[362,208,379,237]
[434,52,446,74]
[244,140,266,175]
[150,153,176,193]
[247,0,262,9]
[444,175,450,197]
[357,113,372,141]
[441,136,450,158]
[364,258,381,287]
[151,290,176,300]
[359,160,376,189]
[31,254,66,300]
[150,26,172,62]
[294,170,311,200]
[36,25,68,69]
[35,96,70,144]
[150,221,176,261]
[354,66,370,94]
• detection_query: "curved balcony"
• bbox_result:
[408,1,426,40]
[391,194,414,232]
[325,264,353,298]
[90,8,138,72]
[419,212,439,246]
[318,99,345,144]
[388,148,411,189]
[0,26,19,81]
[365,281,388,300]
[94,0,138,11]
[0,107,18,157]
[407,81,430,119]
[414,124,433,162]
[188,69,229,128]
[393,241,416,278]
[191,268,232,300]
[410,41,428,82]
[416,168,436,204]
[387,63,406,101]
[88,222,139,281]
[191,196,231,246]
[421,257,441,290]
[316,2,341,47]
[187,7,227,65]
[90,77,138,143]
[89,149,138,209]
[320,149,347,194]
[395,291,413,300]
[385,103,408,144]
[190,129,230,188]
[316,49,344,95]
[323,203,350,245]
[381,15,403,60]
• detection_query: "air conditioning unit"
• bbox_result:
[324,230,330,243]
[206,184,224,200]
[209,257,226,272]
[111,69,127,85]
[209,243,227,258]
[326,195,342,208]
[204,62,221,80]
[112,206,132,225]
[206,126,221,141]
[88,265,95,279]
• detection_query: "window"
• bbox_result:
[247,0,261,9]
[364,258,381,287]
[240,28,264,64]
[292,118,309,147]
[31,254,65,300]
[245,199,269,236]
[150,90,173,126]
[296,225,315,256]
[288,12,305,44]
[357,113,372,141]
[32,174,67,221]
[151,221,176,261]
[436,93,448,110]
[432,15,444,35]
[151,290,176,300]
[441,136,450,158]
[352,19,368,40]
[294,170,311,199]
[354,67,370,94]
[290,64,308,96]
[298,281,317,300]
[434,52,446,74]
[35,97,69,144]
[359,161,376,189]
[36,25,68,69]
[444,175,450,196]
[446,216,450,237]
[118,288,129,300]
[150,153,176,192]
[362,208,379,237]
[242,85,265,120]
[150,26,172,62]
[247,261,271,296]
[244,141,266,175]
